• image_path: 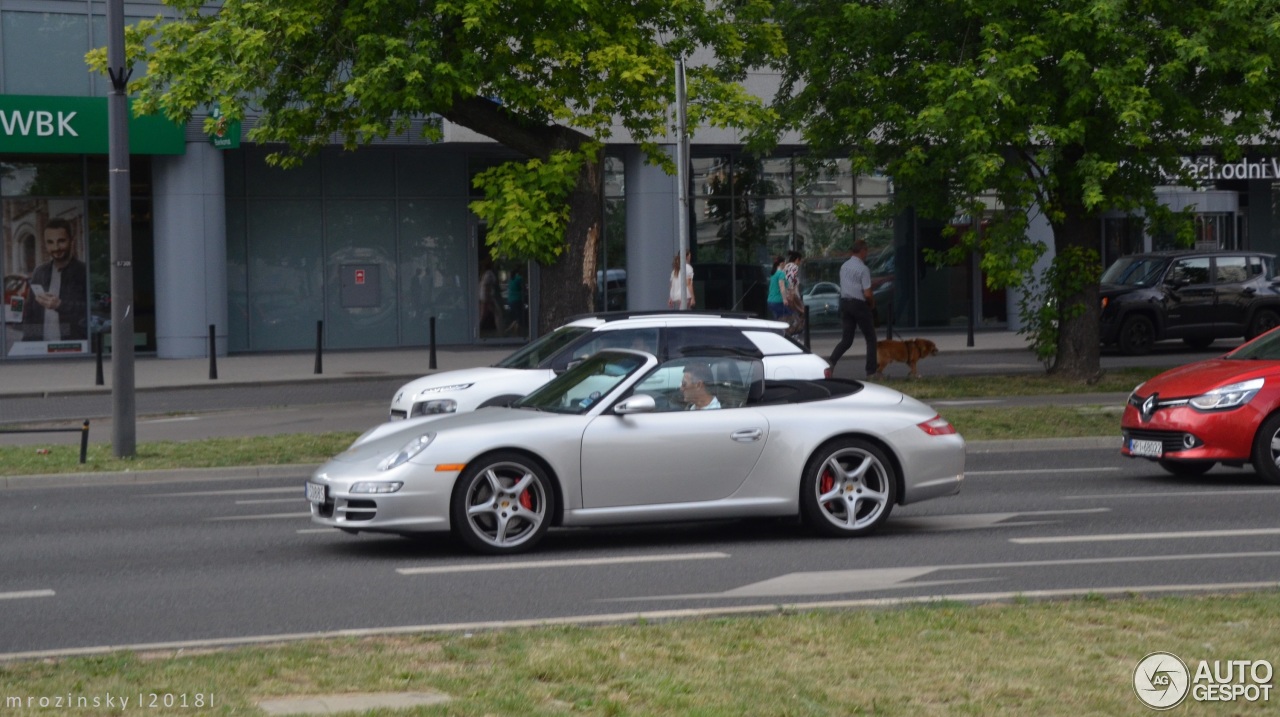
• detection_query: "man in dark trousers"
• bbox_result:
[828,239,879,378]
[21,217,87,342]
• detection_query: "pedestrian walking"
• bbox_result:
[828,239,879,378]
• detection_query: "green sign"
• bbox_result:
[207,106,241,150]
[0,94,186,155]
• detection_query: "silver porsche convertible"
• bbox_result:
[306,350,965,554]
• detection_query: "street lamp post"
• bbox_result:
[106,0,136,457]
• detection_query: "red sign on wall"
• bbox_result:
[354,269,366,285]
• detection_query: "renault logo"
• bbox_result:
[1140,393,1159,422]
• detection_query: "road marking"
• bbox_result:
[888,508,1108,533]
[1012,528,1280,544]
[297,528,338,534]
[0,589,54,600]
[8,582,1277,662]
[236,498,306,505]
[207,512,312,522]
[139,416,200,424]
[967,467,1120,476]
[631,551,1280,600]
[1065,489,1280,500]
[397,552,730,575]
[147,487,300,497]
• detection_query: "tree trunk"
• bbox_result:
[441,98,603,335]
[536,154,602,335]
[1049,203,1103,381]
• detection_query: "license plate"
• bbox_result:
[305,481,328,504]
[1130,439,1163,458]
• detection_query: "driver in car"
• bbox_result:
[680,363,720,410]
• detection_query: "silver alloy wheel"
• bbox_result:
[462,460,548,550]
[814,446,891,531]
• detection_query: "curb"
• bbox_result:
[2,437,1121,488]
[2,374,424,401]
[1,464,319,490]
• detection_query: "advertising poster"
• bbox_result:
[2,198,89,356]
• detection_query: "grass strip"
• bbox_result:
[2,592,1277,715]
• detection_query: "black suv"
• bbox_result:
[1100,250,1280,355]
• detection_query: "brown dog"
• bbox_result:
[874,338,939,379]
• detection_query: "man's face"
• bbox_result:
[43,228,73,266]
[680,371,705,402]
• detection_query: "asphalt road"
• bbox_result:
[4,443,1279,659]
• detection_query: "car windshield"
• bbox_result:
[495,326,593,369]
[514,350,650,414]
[1228,330,1280,360]
[1101,256,1168,287]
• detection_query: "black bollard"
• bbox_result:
[208,324,218,380]
[79,420,90,464]
[314,320,324,374]
[429,316,438,370]
[94,332,105,386]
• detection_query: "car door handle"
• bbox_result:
[731,429,764,442]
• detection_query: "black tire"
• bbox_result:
[451,451,555,554]
[1247,310,1280,340]
[800,438,897,537]
[1117,314,1156,355]
[1158,459,1215,477]
[1182,337,1214,350]
[1251,413,1280,485]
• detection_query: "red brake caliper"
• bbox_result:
[518,482,534,510]
[820,469,835,507]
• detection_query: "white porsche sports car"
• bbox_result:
[308,350,964,554]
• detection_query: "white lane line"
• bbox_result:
[7,582,1276,663]
[968,467,1120,476]
[139,416,200,424]
[207,513,312,522]
[1065,489,1280,500]
[0,589,54,600]
[146,487,300,498]
[397,552,730,575]
[297,528,338,534]
[236,498,307,505]
[1012,528,1280,544]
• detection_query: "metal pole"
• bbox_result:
[107,0,135,457]
[94,331,104,386]
[429,316,438,370]
[208,324,218,380]
[79,420,90,464]
[675,57,690,310]
[314,320,324,374]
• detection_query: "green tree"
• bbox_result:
[100,0,781,333]
[771,0,1280,379]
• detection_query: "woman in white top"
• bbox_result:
[668,253,695,309]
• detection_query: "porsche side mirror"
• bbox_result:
[613,394,657,415]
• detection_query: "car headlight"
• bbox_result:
[1189,378,1263,411]
[377,433,436,471]
[350,481,403,494]
[411,399,457,417]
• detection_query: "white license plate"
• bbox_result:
[1130,439,1163,458]
[305,481,328,504]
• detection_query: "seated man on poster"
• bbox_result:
[21,218,88,342]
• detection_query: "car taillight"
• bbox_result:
[824,367,832,379]
[918,415,956,436]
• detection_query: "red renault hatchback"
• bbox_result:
[1122,327,1280,482]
